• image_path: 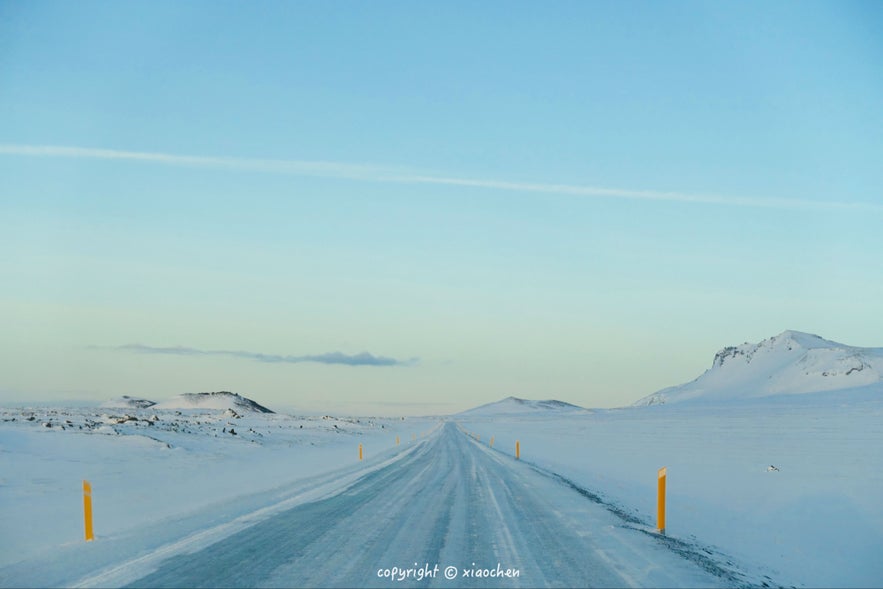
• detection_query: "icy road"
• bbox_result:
[94,423,731,588]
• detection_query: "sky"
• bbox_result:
[1,1,882,414]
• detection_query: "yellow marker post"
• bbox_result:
[489,436,494,448]
[657,467,667,534]
[359,444,363,461]
[83,480,94,542]
[395,435,400,446]
[516,440,520,460]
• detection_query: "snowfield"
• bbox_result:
[2,393,880,587]
[0,403,437,585]
[1,333,881,587]
[457,391,883,588]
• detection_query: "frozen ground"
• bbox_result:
[1,385,881,587]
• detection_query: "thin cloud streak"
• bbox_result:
[0,144,397,180]
[2,143,879,213]
[388,174,882,212]
[113,343,417,367]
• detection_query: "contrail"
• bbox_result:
[0,144,395,180]
[2,143,879,213]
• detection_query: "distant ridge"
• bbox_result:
[458,396,590,417]
[154,391,274,413]
[634,330,883,406]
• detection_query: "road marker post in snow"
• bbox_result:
[516,440,520,460]
[359,444,363,461]
[477,434,480,442]
[83,480,94,542]
[490,436,494,448]
[396,435,400,446]
[657,467,667,534]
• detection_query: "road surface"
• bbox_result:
[102,422,728,588]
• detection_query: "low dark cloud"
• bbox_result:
[113,344,416,367]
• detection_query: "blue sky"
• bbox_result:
[2,1,882,413]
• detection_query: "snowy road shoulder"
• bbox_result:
[83,423,734,588]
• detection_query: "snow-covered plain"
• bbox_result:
[455,331,883,587]
[1,332,881,587]
[0,401,438,586]
[3,392,880,587]
[458,390,883,588]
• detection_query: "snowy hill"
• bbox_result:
[99,395,157,409]
[154,391,274,413]
[635,330,883,406]
[458,396,590,417]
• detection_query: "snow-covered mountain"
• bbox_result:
[458,396,590,417]
[635,330,883,406]
[154,391,274,413]
[99,395,157,409]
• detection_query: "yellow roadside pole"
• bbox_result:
[489,436,494,448]
[657,467,667,534]
[516,440,520,460]
[359,444,363,461]
[83,480,94,542]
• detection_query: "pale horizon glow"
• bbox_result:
[1,1,881,414]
